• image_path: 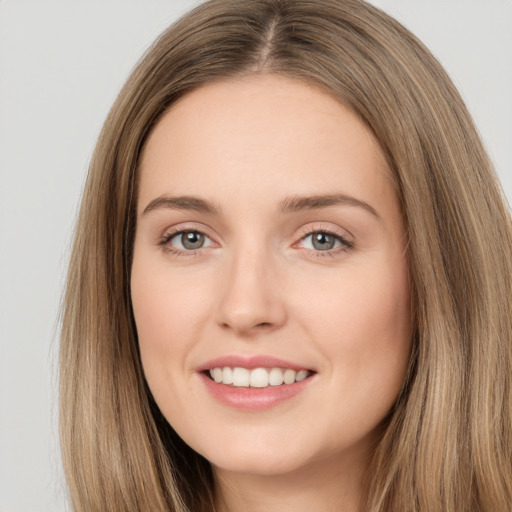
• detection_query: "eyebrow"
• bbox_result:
[279,193,380,219]
[142,193,380,219]
[142,195,220,215]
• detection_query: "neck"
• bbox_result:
[212,451,369,512]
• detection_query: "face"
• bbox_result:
[131,74,411,477]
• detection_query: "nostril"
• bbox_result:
[219,318,277,334]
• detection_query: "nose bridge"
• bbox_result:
[215,236,286,335]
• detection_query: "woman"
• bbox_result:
[60,0,512,510]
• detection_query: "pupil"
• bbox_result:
[312,233,335,251]
[182,231,204,250]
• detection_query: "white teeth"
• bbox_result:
[222,366,233,385]
[283,369,296,384]
[213,367,223,383]
[208,366,312,387]
[232,367,250,387]
[269,367,284,386]
[296,370,309,382]
[249,368,269,388]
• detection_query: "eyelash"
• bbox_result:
[295,227,354,257]
[158,226,211,257]
[158,226,354,258]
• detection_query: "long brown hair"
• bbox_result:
[60,1,512,510]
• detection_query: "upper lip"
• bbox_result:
[197,355,314,372]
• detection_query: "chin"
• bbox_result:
[187,431,314,476]
[209,449,311,476]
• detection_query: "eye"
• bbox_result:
[298,230,352,253]
[164,230,214,251]
[305,232,339,251]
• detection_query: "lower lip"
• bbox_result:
[199,373,313,410]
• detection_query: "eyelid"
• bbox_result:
[293,223,355,253]
[168,230,214,250]
[295,223,353,243]
[160,222,217,241]
[158,223,219,254]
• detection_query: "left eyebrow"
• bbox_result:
[279,193,380,220]
[142,195,220,216]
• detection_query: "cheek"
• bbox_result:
[130,253,200,387]
[298,258,412,397]
[130,266,204,437]
[130,252,225,431]
[132,251,210,340]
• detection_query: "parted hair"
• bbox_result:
[60,0,512,510]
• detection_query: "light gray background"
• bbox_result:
[0,1,510,511]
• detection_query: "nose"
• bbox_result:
[215,245,287,336]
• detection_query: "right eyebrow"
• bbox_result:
[142,195,220,216]
[279,193,380,220]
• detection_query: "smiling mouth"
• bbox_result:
[206,367,314,388]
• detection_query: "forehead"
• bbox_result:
[137,74,395,215]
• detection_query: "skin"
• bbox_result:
[131,74,412,512]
